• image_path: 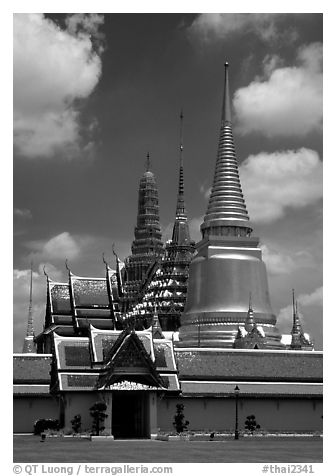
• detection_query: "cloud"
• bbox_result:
[14,208,32,220]
[233,43,322,137]
[261,244,295,276]
[13,13,104,159]
[239,148,322,223]
[187,13,298,44]
[26,231,85,262]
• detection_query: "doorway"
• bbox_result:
[112,391,149,439]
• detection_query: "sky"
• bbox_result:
[13,12,323,351]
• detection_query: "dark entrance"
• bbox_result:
[112,391,149,439]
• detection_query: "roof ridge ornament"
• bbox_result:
[102,252,109,271]
[43,265,49,281]
[65,259,72,276]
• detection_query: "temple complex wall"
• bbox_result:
[62,392,113,434]
[157,397,323,433]
[13,396,59,433]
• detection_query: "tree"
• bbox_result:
[90,401,108,436]
[173,403,189,433]
[244,414,260,434]
[71,414,82,434]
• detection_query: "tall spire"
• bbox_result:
[291,289,302,335]
[123,153,164,297]
[172,110,191,245]
[175,110,187,220]
[245,293,255,332]
[22,262,36,353]
[146,152,151,172]
[201,61,252,239]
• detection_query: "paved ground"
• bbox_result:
[13,435,323,463]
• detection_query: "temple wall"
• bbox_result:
[63,392,113,434]
[13,396,59,433]
[158,397,323,433]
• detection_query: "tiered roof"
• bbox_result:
[51,326,179,392]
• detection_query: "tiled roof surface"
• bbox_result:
[153,341,177,371]
[98,334,120,361]
[13,355,52,383]
[72,279,109,307]
[51,315,73,325]
[13,384,51,395]
[160,374,180,391]
[175,349,322,382]
[59,373,99,391]
[55,339,92,369]
[50,284,71,314]
[76,309,111,317]
[180,381,323,396]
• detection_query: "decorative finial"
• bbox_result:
[179,109,184,154]
[146,152,151,172]
[249,292,252,311]
[112,242,117,258]
[292,288,296,315]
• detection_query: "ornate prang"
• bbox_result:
[123,153,164,308]
[126,112,195,331]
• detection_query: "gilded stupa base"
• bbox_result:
[177,318,283,349]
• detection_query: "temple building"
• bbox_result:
[13,63,321,437]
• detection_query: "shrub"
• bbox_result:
[173,404,189,434]
[71,414,82,434]
[90,401,108,436]
[33,419,60,435]
[244,415,261,434]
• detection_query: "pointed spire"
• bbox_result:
[245,292,255,332]
[291,289,302,336]
[22,262,36,353]
[201,61,252,239]
[175,110,187,221]
[222,62,231,125]
[172,110,191,245]
[146,152,151,172]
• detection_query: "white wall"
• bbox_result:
[13,397,59,433]
[157,397,323,433]
[63,392,112,434]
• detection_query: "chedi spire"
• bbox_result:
[179,62,282,349]
[201,62,252,240]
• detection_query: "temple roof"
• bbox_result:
[71,276,110,308]
[175,349,322,382]
[50,282,71,314]
[13,354,52,384]
[54,335,92,369]
[180,381,323,397]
